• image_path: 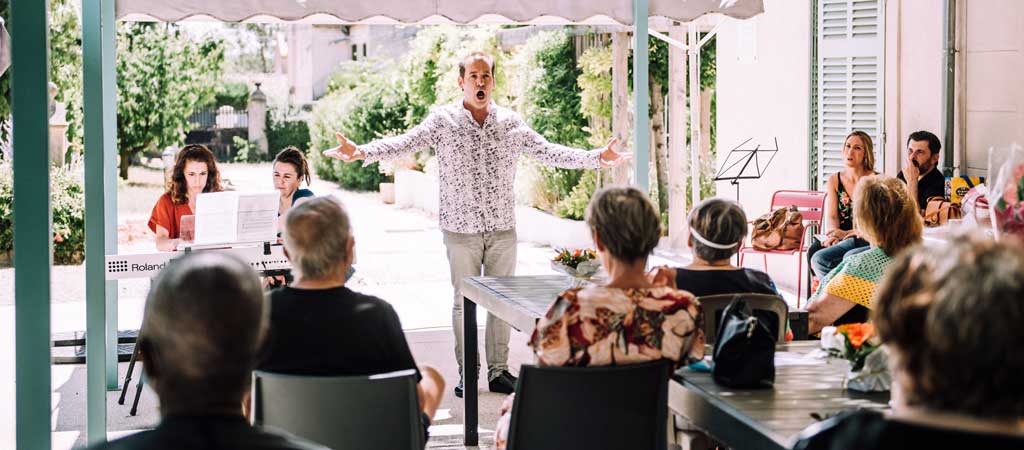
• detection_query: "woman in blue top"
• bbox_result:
[273,146,315,222]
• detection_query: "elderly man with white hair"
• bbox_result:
[258,196,444,447]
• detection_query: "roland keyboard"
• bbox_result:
[105,243,290,280]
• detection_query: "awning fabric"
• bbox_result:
[115,0,764,25]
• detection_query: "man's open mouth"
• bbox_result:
[476,90,485,100]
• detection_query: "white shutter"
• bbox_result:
[816,0,884,187]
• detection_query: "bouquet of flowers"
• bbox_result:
[820,323,890,392]
[551,248,601,286]
[989,144,1024,239]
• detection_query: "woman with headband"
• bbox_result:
[648,198,779,297]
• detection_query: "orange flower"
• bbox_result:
[836,323,875,349]
[573,249,581,257]
[54,232,64,243]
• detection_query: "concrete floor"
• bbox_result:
[0,166,696,449]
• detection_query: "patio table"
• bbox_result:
[670,341,890,450]
[457,275,812,446]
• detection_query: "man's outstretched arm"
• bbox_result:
[513,118,631,170]
[323,112,441,164]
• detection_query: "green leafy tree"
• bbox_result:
[0,0,84,156]
[115,23,224,179]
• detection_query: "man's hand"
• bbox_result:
[901,155,920,182]
[646,265,678,289]
[598,138,633,168]
[322,132,365,162]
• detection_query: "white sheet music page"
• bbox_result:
[194,191,239,245]
[236,192,278,242]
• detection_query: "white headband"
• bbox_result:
[689,227,739,250]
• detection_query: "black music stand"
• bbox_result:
[713,137,780,202]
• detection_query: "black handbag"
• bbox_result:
[712,295,776,388]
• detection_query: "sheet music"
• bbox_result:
[236,193,278,242]
[194,191,278,245]
[194,191,238,245]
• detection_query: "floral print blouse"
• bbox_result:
[530,286,706,368]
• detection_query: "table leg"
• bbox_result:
[463,296,478,446]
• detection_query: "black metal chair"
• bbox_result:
[506,360,672,450]
[252,369,423,450]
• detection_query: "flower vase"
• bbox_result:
[551,259,601,289]
[842,346,892,392]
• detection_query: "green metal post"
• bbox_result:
[83,0,119,442]
[633,0,650,189]
[11,1,53,449]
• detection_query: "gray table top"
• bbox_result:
[459,275,571,333]
[670,341,890,450]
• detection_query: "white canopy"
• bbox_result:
[116,0,763,24]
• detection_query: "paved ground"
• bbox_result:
[0,164,700,449]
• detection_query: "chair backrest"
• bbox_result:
[252,369,423,450]
[770,190,827,223]
[697,293,789,345]
[507,360,672,450]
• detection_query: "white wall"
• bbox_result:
[883,0,945,175]
[716,0,812,296]
[961,0,1024,175]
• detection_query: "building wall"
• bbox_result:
[716,0,812,295]
[961,0,1024,175]
[883,0,944,175]
[885,0,1022,177]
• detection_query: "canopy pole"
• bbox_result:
[668,24,689,249]
[83,0,119,442]
[633,0,650,190]
[11,0,53,449]
[688,22,702,206]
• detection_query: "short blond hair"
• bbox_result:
[853,176,922,255]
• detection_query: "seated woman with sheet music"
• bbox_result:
[273,146,314,223]
[148,144,224,251]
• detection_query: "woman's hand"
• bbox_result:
[646,266,677,288]
[821,229,852,247]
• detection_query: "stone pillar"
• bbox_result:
[48,82,68,166]
[248,82,269,157]
[162,146,178,185]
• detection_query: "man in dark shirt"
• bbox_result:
[260,196,444,446]
[896,130,946,213]
[90,253,326,450]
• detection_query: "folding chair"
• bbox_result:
[696,293,789,345]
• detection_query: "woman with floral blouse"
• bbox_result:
[493,187,705,449]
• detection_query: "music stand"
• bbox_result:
[713,137,780,202]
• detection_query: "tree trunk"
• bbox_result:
[651,80,670,214]
[119,148,131,180]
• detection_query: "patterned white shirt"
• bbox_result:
[360,101,602,234]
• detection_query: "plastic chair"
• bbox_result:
[696,293,789,344]
[738,190,827,307]
[506,360,672,450]
[252,369,423,450]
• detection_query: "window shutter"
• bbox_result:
[816,0,884,187]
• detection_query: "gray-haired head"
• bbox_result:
[585,186,662,264]
[282,196,353,281]
[688,198,747,262]
[139,252,266,411]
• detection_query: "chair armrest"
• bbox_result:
[788,310,809,341]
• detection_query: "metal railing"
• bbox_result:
[188,107,249,129]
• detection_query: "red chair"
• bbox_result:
[738,190,827,307]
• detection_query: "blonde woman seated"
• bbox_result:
[806,176,922,335]
[493,187,705,450]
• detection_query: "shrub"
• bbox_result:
[266,112,311,154]
[0,163,86,265]
[210,81,251,110]
[555,170,598,221]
